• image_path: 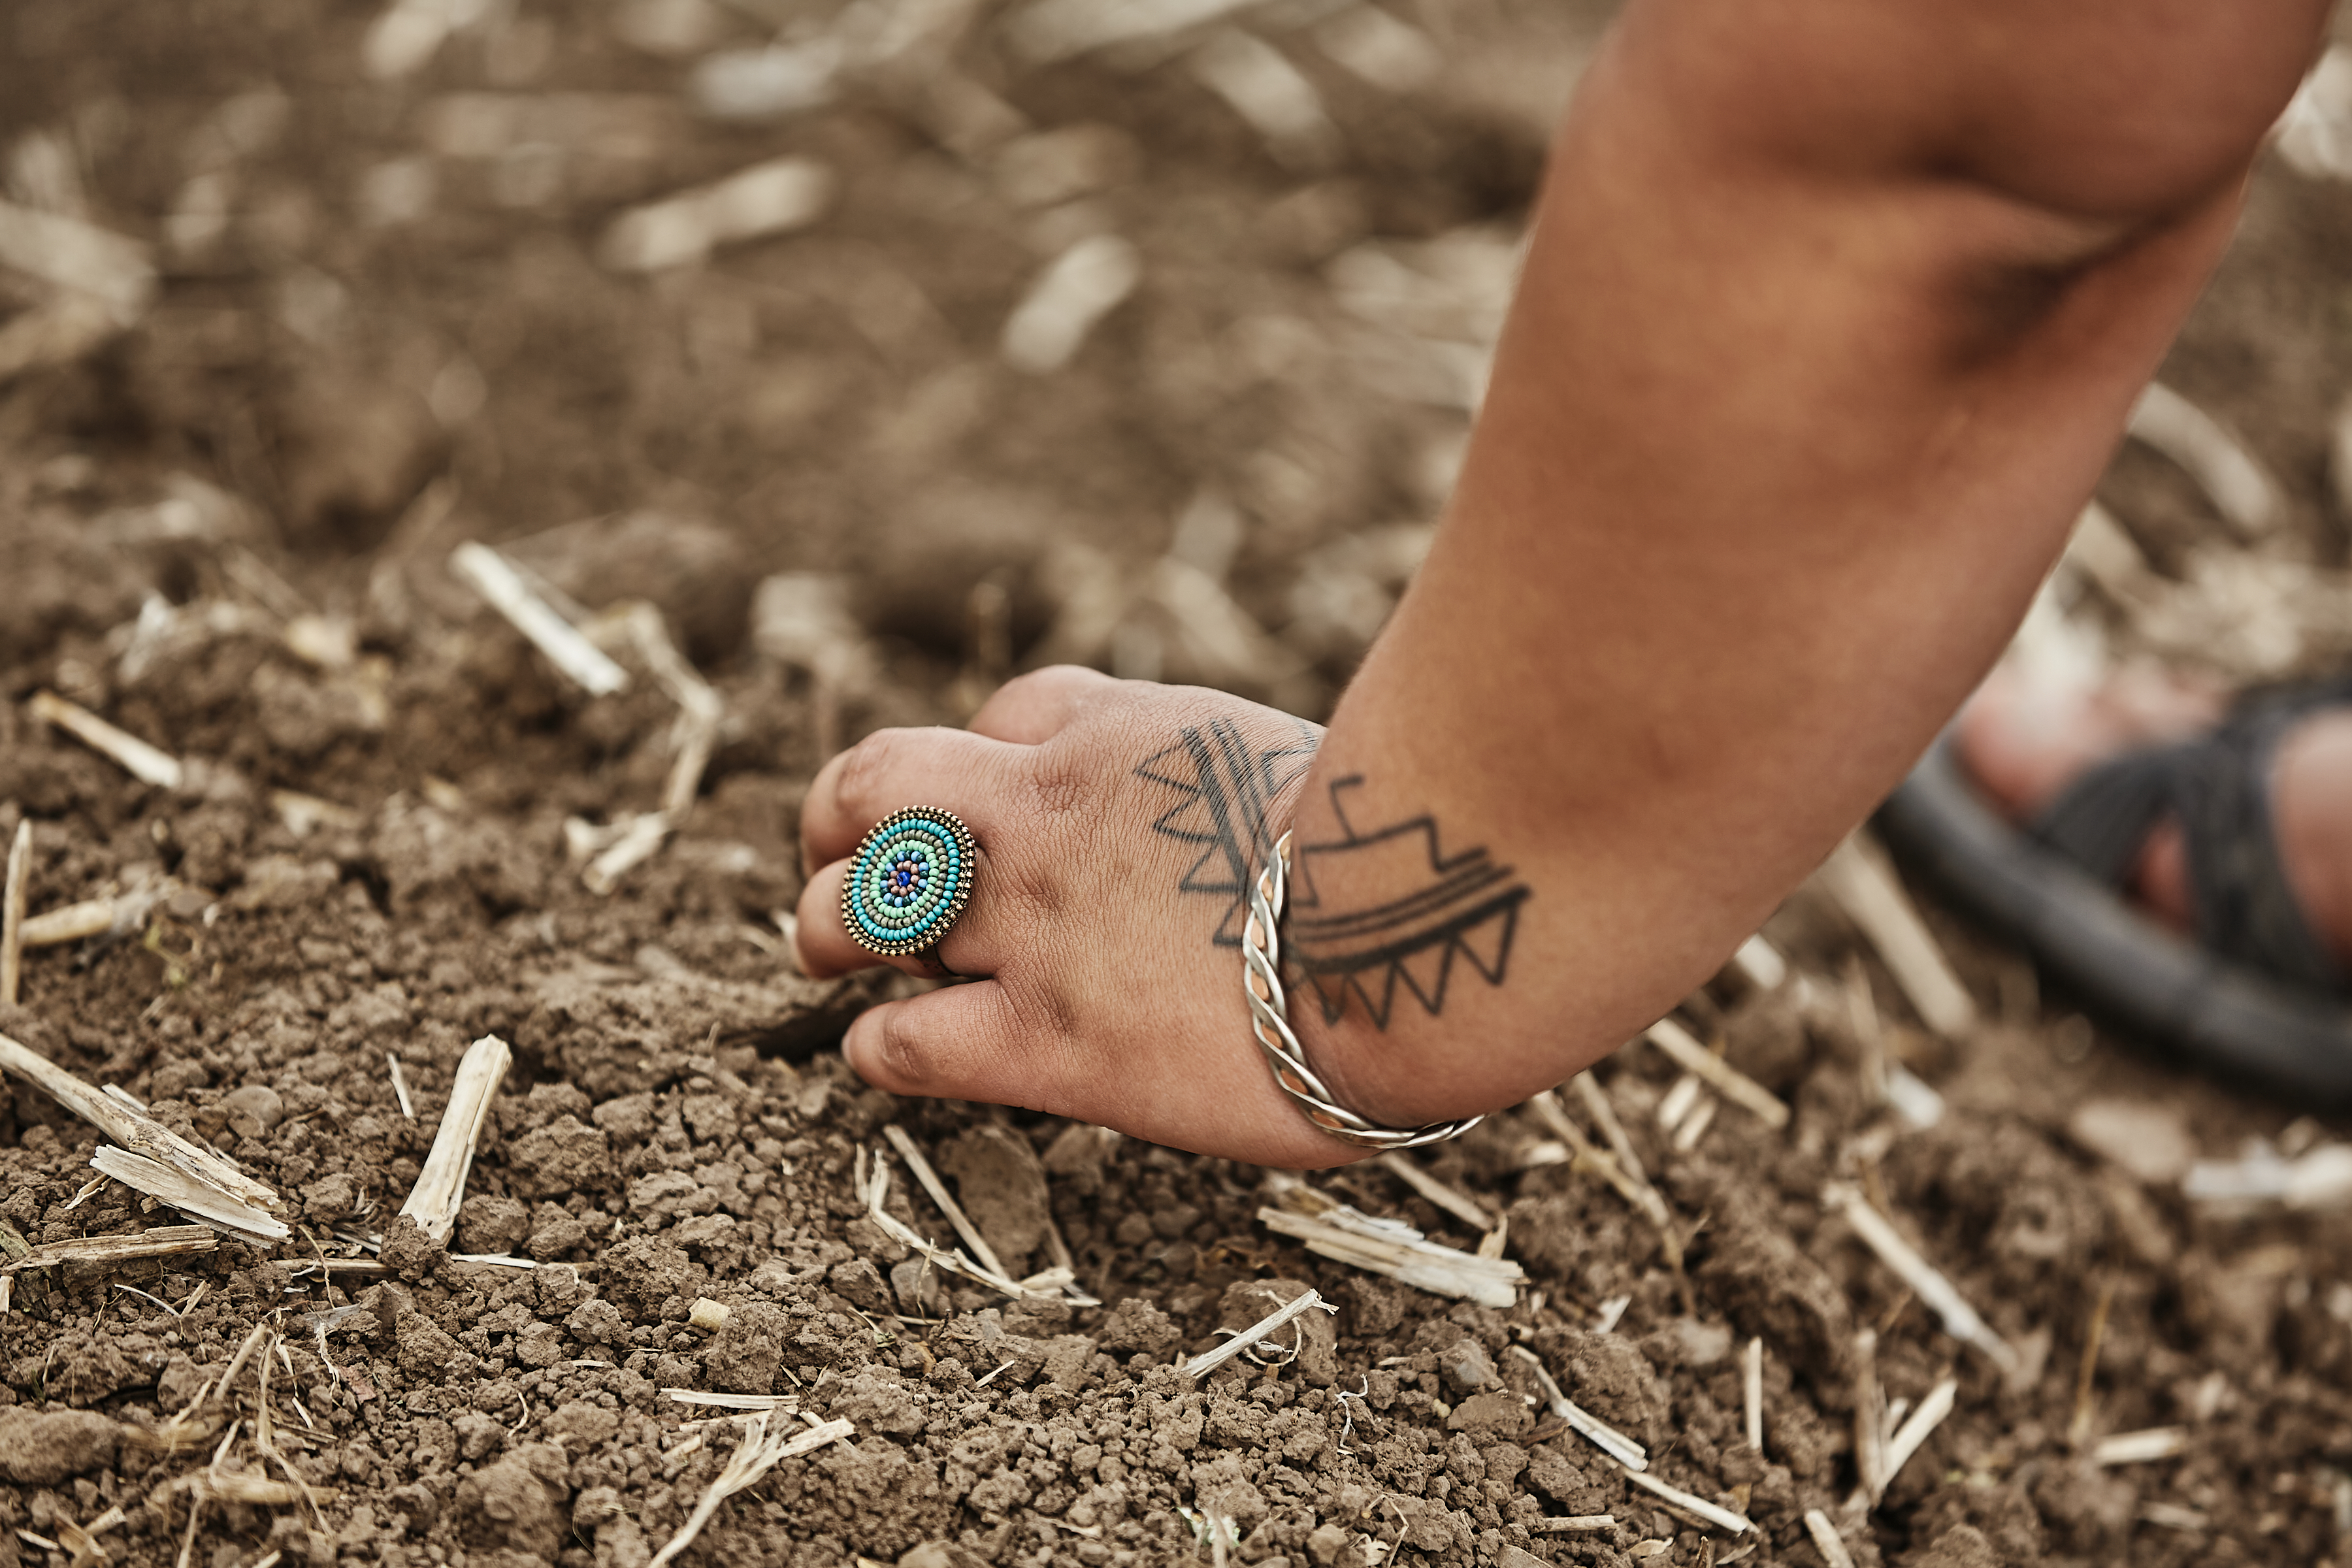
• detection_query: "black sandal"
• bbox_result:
[1877,678,2352,1102]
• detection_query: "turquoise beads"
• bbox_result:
[841,806,977,958]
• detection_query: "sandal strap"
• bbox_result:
[2030,681,2350,992]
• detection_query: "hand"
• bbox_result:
[796,666,1379,1168]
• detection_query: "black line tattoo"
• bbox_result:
[1286,776,1530,1029]
[1135,718,1322,947]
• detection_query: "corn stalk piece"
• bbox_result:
[1827,1184,2017,1375]
[648,1415,853,1568]
[1644,1019,1790,1130]
[28,692,184,790]
[1507,1344,1648,1471]
[1183,1289,1334,1380]
[1,819,27,1007]
[1258,1176,1524,1309]
[397,1035,510,1246]
[0,1224,216,1274]
[449,543,630,696]
[0,1032,278,1214]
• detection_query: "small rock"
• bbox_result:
[455,1446,566,1560]
[890,1258,950,1318]
[380,1215,446,1282]
[221,1084,285,1137]
[1438,1335,1498,1394]
[829,1258,892,1316]
[706,1299,789,1394]
[2066,1099,2197,1186]
[1304,1523,1350,1567]
[1445,1390,1532,1441]
[456,1194,531,1256]
[1096,1298,1182,1359]
[0,1409,122,1484]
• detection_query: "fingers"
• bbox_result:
[841,981,1365,1170]
[966,665,1122,745]
[801,725,1029,871]
[794,843,1012,981]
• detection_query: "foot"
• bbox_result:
[1954,659,2352,972]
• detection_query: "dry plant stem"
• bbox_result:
[1569,1071,1648,1185]
[1644,1020,1790,1130]
[2091,1426,2189,1465]
[1256,1183,1525,1309]
[1815,833,1979,1039]
[883,1124,1010,1279]
[0,1031,278,1210]
[2070,1278,2117,1450]
[1743,1337,1764,1452]
[1804,1510,1858,1568]
[1883,1377,1957,1484]
[0,1224,215,1273]
[91,1149,289,1241]
[1529,1516,1618,1535]
[1,819,27,1007]
[1853,1329,1889,1505]
[386,1054,414,1120]
[647,1415,855,1568]
[20,898,112,947]
[397,1034,510,1246]
[1507,1345,1649,1471]
[1622,1467,1754,1535]
[858,1151,1083,1302]
[1844,955,1888,1107]
[1527,1090,1688,1282]
[1827,1183,2019,1374]
[1183,1289,1334,1380]
[664,1390,798,1411]
[448,543,630,696]
[1375,1151,1497,1232]
[28,692,184,790]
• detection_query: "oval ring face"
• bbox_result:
[841,806,977,958]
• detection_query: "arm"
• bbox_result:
[796,0,2328,1164]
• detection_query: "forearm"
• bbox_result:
[1288,0,2325,1124]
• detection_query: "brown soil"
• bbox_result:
[1,5,2349,1568]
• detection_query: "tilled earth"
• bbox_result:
[3,1,2352,1567]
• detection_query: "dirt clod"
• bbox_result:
[0,1408,120,1484]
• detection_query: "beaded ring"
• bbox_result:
[841,806,979,960]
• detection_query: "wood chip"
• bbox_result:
[28,691,184,789]
[1644,1020,1789,1130]
[397,1034,510,1246]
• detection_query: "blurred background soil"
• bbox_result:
[0,2,2350,1567]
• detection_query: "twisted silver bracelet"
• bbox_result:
[1244,830,1484,1150]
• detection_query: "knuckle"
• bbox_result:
[831,729,905,812]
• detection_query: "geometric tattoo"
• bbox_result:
[1285,776,1529,1029]
[1134,718,1323,948]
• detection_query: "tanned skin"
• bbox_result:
[793,0,2334,1168]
